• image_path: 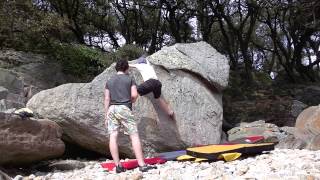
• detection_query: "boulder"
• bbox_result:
[0,170,11,180]
[0,112,65,165]
[0,49,79,102]
[27,41,229,156]
[0,68,24,95]
[0,86,9,99]
[0,99,24,112]
[276,127,307,149]
[227,121,306,149]
[290,100,307,118]
[276,134,307,149]
[296,86,320,106]
[227,120,283,143]
[294,105,320,150]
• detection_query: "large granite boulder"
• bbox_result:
[0,112,65,165]
[294,105,320,150]
[27,42,229,156]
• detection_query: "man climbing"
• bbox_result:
[129,56,175,120]
[104,59,156,173]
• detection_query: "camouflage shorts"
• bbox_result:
[106,105,138,135]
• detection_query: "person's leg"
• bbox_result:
[129,132,157,172]
[129,133,145,166]
[107,105,123,171]
[152,80,175,119]
[109,131,120,165]
[156,97,174,117]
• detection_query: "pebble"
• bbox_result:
[9,148,320,180]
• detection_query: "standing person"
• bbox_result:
[104,59,156,173]
[129,57,175,119]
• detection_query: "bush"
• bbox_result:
[50,43,145,80]
[100,44,145,66]
[51,43,106,79]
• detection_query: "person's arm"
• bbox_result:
[129,64,137,68]
[131,85,138,103]
[104,88,110,120]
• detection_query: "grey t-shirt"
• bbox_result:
[105,74,136,110]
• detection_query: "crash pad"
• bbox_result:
[218,152,242,162]
[187,143,274,160]
[227,135,264,144]
[101,157,166,171]
[177,152,242,162]
[157,136,265,161]
[157,150,186,161]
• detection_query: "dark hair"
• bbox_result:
[115,59,129,72]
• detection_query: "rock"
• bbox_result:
[307,135,320,150]
[0,49,80,102]
[0,86,9,99]
[27,42,229,156]
[279,126,296,135]
[13,175,23,180]
[48,160,85,171]
[290,100,307,118]
[276,134,307,149]
[0,99,24,112]
[0,170,12,180]
[28,174,36,179]
[295,105,320,150]
[0,68,24,95]
[296,86,320,106]
[147,41,229,90]
[0,112,65,165]
[227,120,282,142]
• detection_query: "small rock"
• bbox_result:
[13,175,23,180]
[49,160,85,171]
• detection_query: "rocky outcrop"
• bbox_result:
[27,41,230,157]
[0,112,65,165]
[0,49,75,91]
[294,105,320,150]
[0,49,78,112]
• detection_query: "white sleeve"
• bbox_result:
[133,64,144,71]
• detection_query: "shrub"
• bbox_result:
[51,43,106,79]
[50,43,145,80]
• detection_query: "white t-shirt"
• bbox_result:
[131,60,158,81]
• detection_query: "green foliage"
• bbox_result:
[1,0,319,83]
[252,72,273,87]
[50,43,144,79]
[51,43,106,78]
[98,44,144,67]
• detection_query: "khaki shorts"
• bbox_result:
[106,105,138,135]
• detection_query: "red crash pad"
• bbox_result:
[101,157,166,171]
